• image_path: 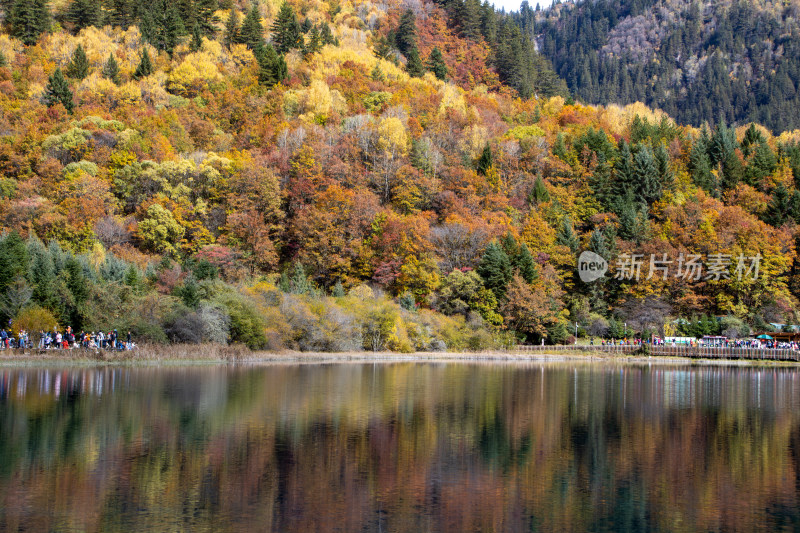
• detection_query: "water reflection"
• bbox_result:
[1,363,799,532]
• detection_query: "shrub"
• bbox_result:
[213,292,267,349]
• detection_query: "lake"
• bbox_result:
[1,362,799,532]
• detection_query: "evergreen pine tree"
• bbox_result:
[133,49,154,79]
[332,280,345,297]
[555,216,579,254]
[552,132,568,160]
[289,262,311,294]
[223,8,240,49]
[106,0,136,28]
[513,243,537,284]
[255,43,287,87]
[0,232,30,296]
[240,3,265,51]
[0,50,6,67]
[181,0,218,36]
[395,9,417,57]
[745,141,777,186]
[477,241,513,300]
[28,244,58,311]
[426,47,448,81]
[398,291,416,311]
[458,0,482,41]
[9,0,50,46]
[319,22,337,45]
[65,44,89,80]
[64,257,88,331]
[654,142,674,191]
[765,183,792,227]
[405,47,424,77]
[528,176,550,205]
[140,0,185,54]
[42,68,74,113]
[304,25,322,56]
[102,53,121,84]
[271,1,301,54]
[190,22,203,51]
[689,139,717,196]
[476,143,493,175]
[66,0,100,31]
[633,144,661,205]
[370,62,384,81]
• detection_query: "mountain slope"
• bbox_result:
[524,0,800,132]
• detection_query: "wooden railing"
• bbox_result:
[512,344,800,362]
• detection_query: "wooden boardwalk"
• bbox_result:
[512,344,800,362]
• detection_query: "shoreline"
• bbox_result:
[0,344,796,367]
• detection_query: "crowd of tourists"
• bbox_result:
[0,327,134,351]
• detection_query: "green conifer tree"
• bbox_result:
[404,47,424,77]
[102,53,121,84]
[426,47,448,81]
[9,0,50,46]
[556,216,579,254]
[239,3,265,51]
[133,48,154,79]
[513,243,537,284]
[395,9,417,57]
[271,1,301,54]
[255,43,287,87]
[42,68,74,113]
[223,8,240,49]
[633,144,661,205]
[765,183,792,227]
[476,143,493,176]
[370,61,384,81]
[190,22,203,51]
[477,241,512,300]
[65,44,89,80]
[0,50,6,67]
[66,0,100,31]
[528,176,549,204]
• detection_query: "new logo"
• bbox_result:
[577,251,607,283]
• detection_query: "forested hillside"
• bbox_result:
[0,0,799,351]
[523,0,800,132]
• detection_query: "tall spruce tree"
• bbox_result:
[65,44,89,80]
[476,144,493,175]
[133,48,154,79]
[140,0,185,55]
[256,43,287,87]
[633,144,661,205]
[528,176,550,205]
[42,68,74,113]
[102,53,121,84]
[271,1,301,54]
[223,8,240,49]
[477,241,513,301]
[556,216,579,254]
[395,9,417,57]
[513,243,537,283]
[240,4,265,51]
[9,0,50,45]
[65,0,100,31]
[106,0,136,28]
[405,47,424,77]
[426,47,448,81]
[190,22,203,51]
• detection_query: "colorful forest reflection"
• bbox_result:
[1,363,800,532]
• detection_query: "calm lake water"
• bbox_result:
[1,362,799,532]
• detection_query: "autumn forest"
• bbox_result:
[0,0,799,350]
